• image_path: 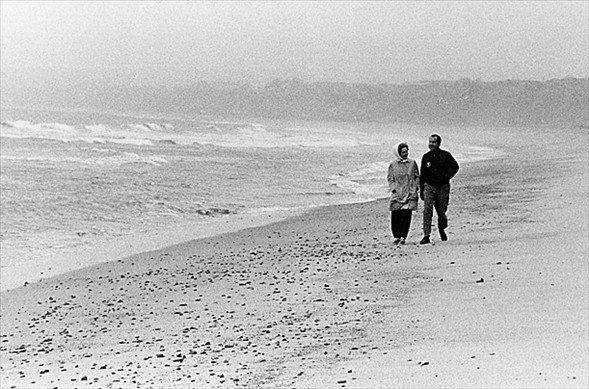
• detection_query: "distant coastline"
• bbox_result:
[1,77,588,128]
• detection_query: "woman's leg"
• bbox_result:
[390,210,401,239]
[401,210,413,239]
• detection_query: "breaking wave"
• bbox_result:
[1,120,379,149]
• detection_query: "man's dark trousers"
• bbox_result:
[423,182,450,237]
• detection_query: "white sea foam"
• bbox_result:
[455,145,506,162]
[329,145,504,200]
[329,161,390,197]
[89,147,117,153]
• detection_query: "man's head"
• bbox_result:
[428,134,441,151]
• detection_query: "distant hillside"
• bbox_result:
[2,75,587,128]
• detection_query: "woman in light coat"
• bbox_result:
[387,142,420,244]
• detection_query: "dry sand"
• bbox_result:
[1,126,587,388]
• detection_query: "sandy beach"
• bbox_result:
[1,125,587,388]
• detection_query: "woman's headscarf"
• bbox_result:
[393,142,409,162]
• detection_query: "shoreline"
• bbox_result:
[0,207,312,292]
[1,125,587,388]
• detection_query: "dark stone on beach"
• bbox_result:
[476,278,484,283]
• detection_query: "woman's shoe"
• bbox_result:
[393,238,401,244]
[400,237,406,244]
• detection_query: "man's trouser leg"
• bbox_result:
[434,183,450,231]
[423,184,435,236]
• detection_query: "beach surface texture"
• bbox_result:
[1,125,588,388]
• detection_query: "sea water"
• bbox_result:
[0,107,501,283]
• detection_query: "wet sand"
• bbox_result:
[1,126,587,388]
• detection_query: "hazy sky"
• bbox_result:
[1,1,588,86]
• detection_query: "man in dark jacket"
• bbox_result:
[419,134,459,244]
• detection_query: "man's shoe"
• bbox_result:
[400,237,406,244]
[440,229,448,241]
[419,236,430,244]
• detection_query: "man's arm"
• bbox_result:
[446,152,459,181]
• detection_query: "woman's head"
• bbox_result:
[397,143,409,159]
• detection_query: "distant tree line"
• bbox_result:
[2,76,588,128]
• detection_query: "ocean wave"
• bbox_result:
[1,119,378,149]
[1,152,169,167]
[1,120,172,146]
[129,122,175,132]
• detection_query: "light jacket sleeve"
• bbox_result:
[410,160,420,199]
[387,163,395,191]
